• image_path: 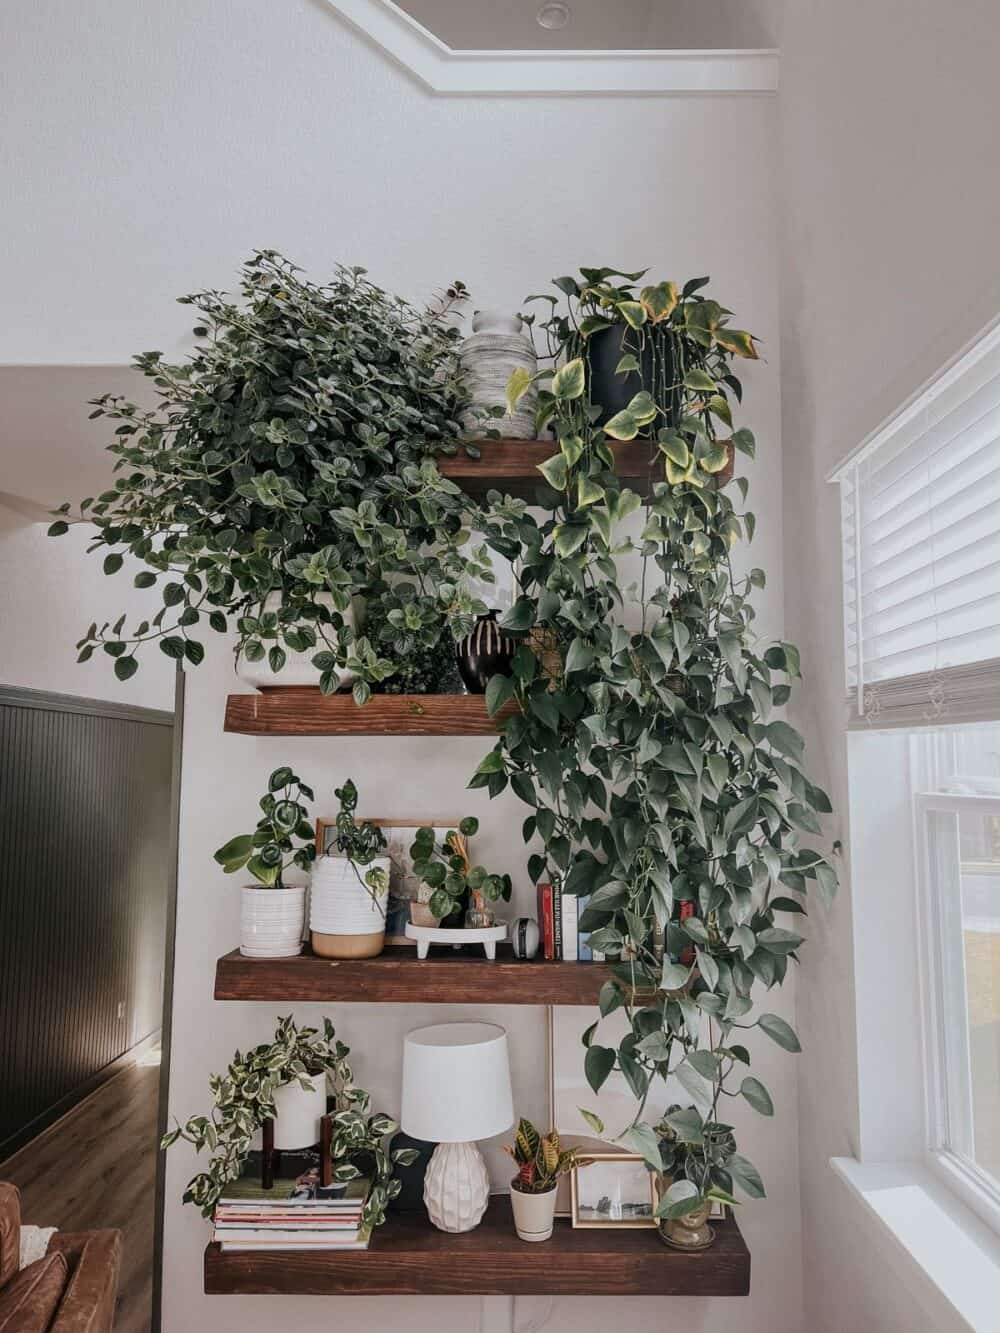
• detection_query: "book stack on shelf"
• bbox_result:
[212,1153,371,1252]
[536,883,603,962]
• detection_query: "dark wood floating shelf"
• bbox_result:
[215,944,614,1006]
[224,690,518,736]
[439,438,661,504]
[204,1196,750,1297]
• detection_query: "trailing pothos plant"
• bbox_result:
[161,1015,417,1232]
[471,267,839,1220]
[48,251,496,698]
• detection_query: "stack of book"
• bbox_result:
[536,883,601,961]
[212,1152,371,1252]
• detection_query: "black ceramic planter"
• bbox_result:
[587,323,679,428]
[456,610,516,694]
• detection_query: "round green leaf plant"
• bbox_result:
[214,766,316,888]
[409,816,512,923]
[49,251,496,698]
[472,268,839,1214]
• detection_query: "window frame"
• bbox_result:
[914,786,1000,1237]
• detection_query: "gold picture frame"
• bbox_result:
[569,1152,657,1229]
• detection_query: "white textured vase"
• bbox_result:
[310,854,389,959]
[235,592,357,690]
[239,885,305,958]
[423,1140,491,1233]
[509,1183,557,1242]
[460,310,537,440]
[271,1079,328,1150]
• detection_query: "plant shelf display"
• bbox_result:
[439,439,665,504]
[223,691,519,736]
[214,945,616,1006]
[204,1196,750,1296]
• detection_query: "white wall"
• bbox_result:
[777,0,1000,1329]
[0,506,174,710]
[1,2,792,1329]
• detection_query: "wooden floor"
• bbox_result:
[1,1058,160,1333]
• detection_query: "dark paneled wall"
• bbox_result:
[0,687,174,1156]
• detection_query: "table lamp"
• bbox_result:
[400,1021,513,1233]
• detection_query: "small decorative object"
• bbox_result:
[311,779,390,959]
[386,1131,437,1213]
[400,1022,514,1233]
[409,819,512,926]
[647,1107,735,1252]
[654,1186,715,1251]
[235,592,359,691]
[214,767,317,958]
[511,917,540,960]
[161,1015,419,1232]
[456,610,516,694]
[460,309,537,440]
[405,921,508,960]
[504,1118,584,1242]
[569,1152,656,1229]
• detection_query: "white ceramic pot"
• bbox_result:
[509,1182,557,1242]
[239,885,305,958]
[271,1078,328,1150]
[235,592,358,691]
[310,855,389,959]
[460,311,537,441]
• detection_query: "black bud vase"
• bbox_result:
[456,610,515,694]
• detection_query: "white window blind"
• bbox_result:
[836,321,1000,729]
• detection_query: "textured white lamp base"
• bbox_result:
[423,1140,490,1232]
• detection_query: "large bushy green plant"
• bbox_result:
[49,252,495,698]
[472,267,838,1218]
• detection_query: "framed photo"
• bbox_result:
[315,818,468,943]
[569,1153,656,1229]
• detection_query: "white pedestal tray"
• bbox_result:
[405,922,508,960]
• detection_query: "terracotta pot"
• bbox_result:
[509,1181,557,1242]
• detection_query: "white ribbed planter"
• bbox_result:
[236,592,358,691]
[239,885,305,958]
[510,1183,557,1242]
[271,1079,328,1150]
[310,855,389,959]
[460,310,537,440]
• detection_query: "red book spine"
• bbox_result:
[678,899,695,966]
[537,883,555,961]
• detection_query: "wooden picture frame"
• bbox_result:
[315,818,468,944]
[569,1152,657,1229]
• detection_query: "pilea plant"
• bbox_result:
[410,816,512,923]
[470,268,838,1221]
[49,251,496,698]
[504,1118,584,1194]
[213,766,316,887]
[161,1015,417,1231]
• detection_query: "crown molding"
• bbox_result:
[323,0,779,96]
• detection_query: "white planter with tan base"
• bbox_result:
[509,1182,557,1242]
[310,854,389,958]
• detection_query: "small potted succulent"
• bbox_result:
[503,1118,583,1242]
[310,779,391,959]
[214,767,317,958]
[409,817,512,927]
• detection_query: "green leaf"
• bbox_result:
[584,1045,616,1094]
[655,1179,701,1220]
[47,520,69,536]
[728,1153,766,1199]
[114,656,138,681]
[577,475,605,508]
[683,368,717,392]
[501,598,536,632]
[485,672,516,717]
[617,301,647,329]
[757,1013,801,1052]
[537,453,569,491]
[566,638,594,674]
[620,1122,662,1170]
[103,553,123,575]
[740,1076,774,1116]
[552,358,585,401]
[764,719,805,761]
[506,365,534,413]
[214,833,253,872]
[661,960,691,991]
[708,395,733,427]
[603,409,639,441]
[579,1108,605,1137]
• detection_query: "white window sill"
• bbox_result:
[831,1157,1000,1331]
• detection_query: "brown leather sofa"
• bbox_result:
[0,1184,121,1331]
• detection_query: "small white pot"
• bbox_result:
[310,855,389,959]
[509,1182,557,1242]
[239,885,305,958]
[235,592,358,691]
[271,1078,328,1150]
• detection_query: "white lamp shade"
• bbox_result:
[401,1022,513,1143]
